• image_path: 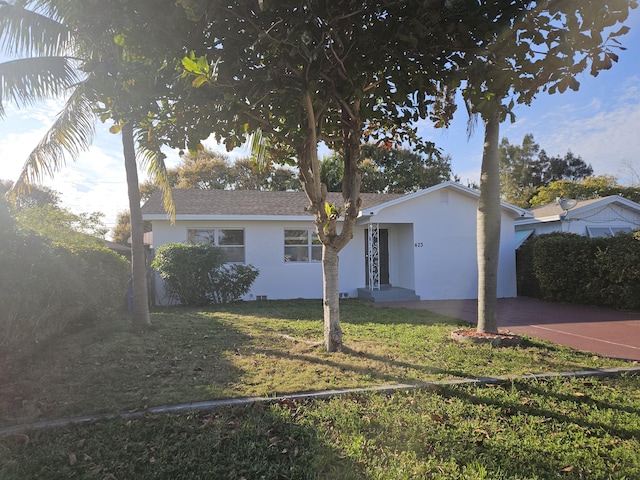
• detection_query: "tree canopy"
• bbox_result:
[320,145,455,193]
[530,175,640,206]
[144,0,483,351]
[140,148,302,195]
[499,134,594,207]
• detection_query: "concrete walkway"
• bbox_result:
[375,297,640,361]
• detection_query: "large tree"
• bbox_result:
[320,145,455,194]
[149,0,476,351]
[140,148,302,194]
[530,175,640,206]
[0,0,189,326]
[456,0,635,334]
[499,134,593,207]
[0,180,60,210]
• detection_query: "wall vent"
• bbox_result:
[339,292,349,299]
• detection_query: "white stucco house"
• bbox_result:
[515,196,640,245]
[142,181,530,304]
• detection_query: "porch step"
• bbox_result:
[357,286,420,302]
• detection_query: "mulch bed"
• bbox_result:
[451,328,522,347]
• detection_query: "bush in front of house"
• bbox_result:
[0,201,129,347]
[151,243,259,306]
[209,263,260,304]
[519,232,640,309]
[592,231,640,310]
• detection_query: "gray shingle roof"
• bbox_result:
[141,189,404,217]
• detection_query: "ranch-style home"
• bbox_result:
[515,195,640,246]
[142,181,531,304]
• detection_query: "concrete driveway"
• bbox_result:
[375,297,640,361]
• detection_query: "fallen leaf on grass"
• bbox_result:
[430,413,444,423]
[561,465,574,472]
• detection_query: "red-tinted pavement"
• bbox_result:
[374,297,640,361]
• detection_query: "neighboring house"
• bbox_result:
[515,196,640,246]
[142,181,528,304]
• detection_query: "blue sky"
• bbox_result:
[1,10,639,235]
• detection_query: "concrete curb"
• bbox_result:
[2,366,639,437]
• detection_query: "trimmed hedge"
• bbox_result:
[151,243,259,306]
[0,202,129,347]
[517,232,640,310]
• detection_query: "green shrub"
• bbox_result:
[532,233,600,304]
[151,243,259,306]
[515,237,541,298]
[0,209,129,348]
[65,244,131,319]
[520,231,640,309]
[209,263,260,304]
[593,232,640,309]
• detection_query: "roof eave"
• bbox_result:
[143,214,318,222]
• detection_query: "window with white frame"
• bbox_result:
[187,228,245,263]
[284,229,322,262]
[586,226,633,238]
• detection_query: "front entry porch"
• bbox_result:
[357,285,420,302]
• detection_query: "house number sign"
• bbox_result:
[414,242,424,247]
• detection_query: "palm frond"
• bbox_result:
[0,56,81,117]
[0,2,74,57]
[10,81,96,197]
[135,132,176,222]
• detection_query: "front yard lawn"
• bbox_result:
[1,299,634,428]
[2,300,639,478]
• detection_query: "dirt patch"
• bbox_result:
[451,328,522,347]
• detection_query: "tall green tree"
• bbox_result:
[111,210,152,246]
[0,180,60,209]
[0,0,188,326]
[499,134,593,207]
[457,1,635,334]
[359,145,455,193]
[172,148,230,190]
[150,0,470,351]
[16,204,107,246]
[530,175,640,206]
[140,149,302,194]
[320,145,455,193]
[499,134,542,207]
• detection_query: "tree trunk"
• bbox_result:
[477,109,501,334]
[122,122,151,327]
[295,94,363,353]
[322,244,342,352]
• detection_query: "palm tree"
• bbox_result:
[0,0,175,327]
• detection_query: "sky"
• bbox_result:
[1,10,639,237]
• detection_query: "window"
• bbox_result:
[586,226,633,238]
[284,229,322,262]
[188,228,245,263]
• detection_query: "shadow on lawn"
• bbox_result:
[414,380,640,477]
[210,299,465,327]
[255,346,471,386]
[0,311,251,428]
[0,403,363,480]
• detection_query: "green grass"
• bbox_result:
[2,299,639,479]
[1,375,639,479]
[0,300,634,428]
